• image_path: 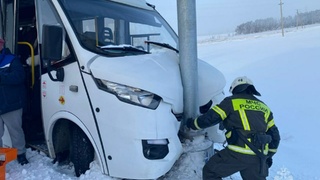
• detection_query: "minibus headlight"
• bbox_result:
[95,79,162,109]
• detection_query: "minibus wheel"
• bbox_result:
[70,126,94,177]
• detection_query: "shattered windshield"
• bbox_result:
[58,0,178,56]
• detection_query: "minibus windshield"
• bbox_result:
[59,0,178,56]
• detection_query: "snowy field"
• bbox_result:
[5,25,320,180]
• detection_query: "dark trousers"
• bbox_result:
[203,148,268,180]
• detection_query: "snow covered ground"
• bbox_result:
[5,25,320,180]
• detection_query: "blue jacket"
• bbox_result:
[0,48,26,115]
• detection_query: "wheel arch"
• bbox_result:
[45,111,105,173]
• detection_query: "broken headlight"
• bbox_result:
[95,79,162,110]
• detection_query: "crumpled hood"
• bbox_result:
[89,51,184,113]
[197,60,226,106]
[89,51,226,113]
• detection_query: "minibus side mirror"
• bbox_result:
[42,24,62,60]
[41,25,64,82]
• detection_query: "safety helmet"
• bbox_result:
[229,76,261,96]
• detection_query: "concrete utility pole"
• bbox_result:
[279,0,284,37]
[177,0,199,134]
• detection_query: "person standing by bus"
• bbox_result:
[0,38,29,165]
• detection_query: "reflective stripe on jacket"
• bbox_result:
[193,93,278,155]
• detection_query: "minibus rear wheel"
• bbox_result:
[70,126,94,177]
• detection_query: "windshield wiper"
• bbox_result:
[100,45,149,55]
[145,40,179,53]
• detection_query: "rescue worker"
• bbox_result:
[0,38,29,165]
[187,76,280,180]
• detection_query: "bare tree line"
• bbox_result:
[235,9,320,35]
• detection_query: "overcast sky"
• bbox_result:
[147,0,320,35]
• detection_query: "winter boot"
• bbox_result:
[17,153,29,165]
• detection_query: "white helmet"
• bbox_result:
[229,76,261,96]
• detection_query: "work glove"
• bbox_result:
[186,118,197,130]
[266,157,273,168]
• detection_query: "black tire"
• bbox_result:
[70,126,94,177]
